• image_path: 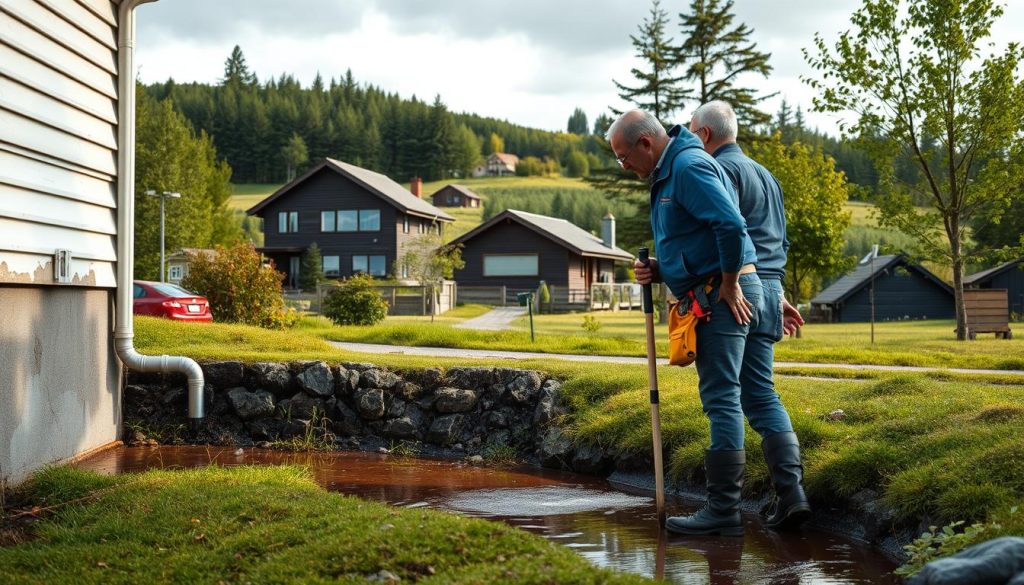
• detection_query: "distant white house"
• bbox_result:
[167,248,216,284]
[472,152,519,177]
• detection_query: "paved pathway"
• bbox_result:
[453,307,527,331]
[327,341,1024,378]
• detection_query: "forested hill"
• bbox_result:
[144,47,606,185]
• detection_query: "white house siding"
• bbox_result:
[0,0,122,486]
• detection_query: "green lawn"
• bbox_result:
[0,465,649,584]
[229,183,282,211]
[129,317,1024,544]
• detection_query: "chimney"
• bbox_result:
[601,212,616,250]
[410,176,423,198]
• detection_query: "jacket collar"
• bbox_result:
[650,125,702,189]
[712,142,743,158]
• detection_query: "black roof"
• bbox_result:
[965,257,1024,286]
[811,254,953,306]
[247,158,454,222]
[450,209,633,261]
[432,184,481,200]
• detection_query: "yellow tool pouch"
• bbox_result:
[667,301,699,367]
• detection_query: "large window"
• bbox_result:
[483,254,538,277]
[278,211,298,233]
[359,209,380,231]
[321,211,336,232]
[337,210,358,232]
[323,255,340,277]
[353,255,387,277]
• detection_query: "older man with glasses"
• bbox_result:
[608,109,759,537]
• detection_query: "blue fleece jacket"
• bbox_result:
[713,143,789,281]
[650,126,757,297]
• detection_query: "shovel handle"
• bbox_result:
[639,247,654,315]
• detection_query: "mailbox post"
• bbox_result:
[517,292,535,342]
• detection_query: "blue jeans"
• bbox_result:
[694,274,794,451]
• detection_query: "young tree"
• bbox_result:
[613,0,688,122]
[567,108,589,135]
[804,0,1024,340]
[486,132,505,155]
[677,0,775,132]
[565,150,590,177]
[182,242,293,329]
[750,136,854,313]
[281,132,308,182]
[300,242,325,292]
[396,234,464,322]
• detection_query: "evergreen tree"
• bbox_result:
[565,150,590,177]
[300,242,325,292]
[677,0,775,132]
[567,108,589,135]
[222,45,257,87]
[592,113,614,137]
[613,0,688,122]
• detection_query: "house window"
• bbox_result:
[321,211,336,232]
[168,265,183,282]
[337,210,358,232]
[403,215,409,234]
[484,254,539,277]
[359,209,380,231]
[278,211,298,233]
[353,255,387,277]
[323,256,340,277]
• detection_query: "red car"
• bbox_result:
[133,280,213,322]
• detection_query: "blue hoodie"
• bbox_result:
[650,126,757,297]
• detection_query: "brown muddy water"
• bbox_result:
[76,447,899,584]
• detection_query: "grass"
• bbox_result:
[314,308,1024,370]
[0,466,650,584]
[228,183,281,212]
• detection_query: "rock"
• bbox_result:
[486,429,511,447]
[249,362,292,395]
[378,447,390,455]
[279,418,309,438]
[201,361,244,388]
[824,409,847,422]
[445,367,493,389]
[226,387,276,421]
[361,368,399,390]
[427,414,463,445]
[332,365,350,395]
[467,455,484,464]
[383,405,424,440]
[571,443,615,475]
[331,402,364,437]
[368,569,400,583]
[161,386,186,406]
[434,387,478,413]
[128,429,146,446]
[286,393,325,420]
[486,411,509,429]
[534,380,563,425]
[396,381,422,401]
[346,369,361,392]
[296,361,334,397]
[247,418,285,441]
[387,398,406,419]
[421,368,443,388]
[340,361,375,372]
[537,427,574,468]
[255,441,273,449]
[124,385,149,402]
[506,371,543,404]
[356,388,386,420]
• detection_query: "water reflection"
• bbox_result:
[75,447,898,584]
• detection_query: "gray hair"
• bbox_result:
[606,109,666,144]
[691,101,738,142]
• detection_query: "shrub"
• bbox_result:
[537,281,550,313]
[581,315,602,333]
[181,242,293,329]
[322,275,389,326]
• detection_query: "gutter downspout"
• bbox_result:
[115,0,205,429]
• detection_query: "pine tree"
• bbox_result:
[592,113,614,137]
[677,0,775,133]
[612,0,688,122]
[222,45,257,87]
[567,108,589,135]
[300,242,325,292]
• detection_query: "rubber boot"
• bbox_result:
[666,449,745,537]
[762,431,811,530]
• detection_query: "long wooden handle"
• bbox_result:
[639,247,666,527]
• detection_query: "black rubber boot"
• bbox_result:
[762,432,812,530]
[666,449,745,537]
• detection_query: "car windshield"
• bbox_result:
[152,283,198,297]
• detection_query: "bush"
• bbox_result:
[581,315,602,332]
[181,242,294,329]
[322,275,389,326]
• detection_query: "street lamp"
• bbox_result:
[145,189,181,282]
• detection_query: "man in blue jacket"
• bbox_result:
[689,100,811,530]
[608,109,761,536]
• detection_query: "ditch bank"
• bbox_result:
[124,359,914,560]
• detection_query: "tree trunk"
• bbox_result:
[950,231,968,341]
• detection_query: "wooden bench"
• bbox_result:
[964,288,1013,339]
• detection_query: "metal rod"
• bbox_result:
[159,195,165,282]
[639,247,666,527]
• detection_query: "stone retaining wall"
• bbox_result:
[124,360,623,474]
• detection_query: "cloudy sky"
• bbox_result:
[135,0,1022,137]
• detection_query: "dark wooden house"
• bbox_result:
[810,254,954,323]
[965,257,1024,316]
[449,209,632,300]
[247,158,454,288]
[431,184,481,208]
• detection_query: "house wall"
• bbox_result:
[0,288,120,486]
[260,169,440,282]
[455,220,569,290]
[836,266,954,322]
[985,265,1024,316]
[0,1,123,485]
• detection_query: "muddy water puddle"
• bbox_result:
[76,447,898,584]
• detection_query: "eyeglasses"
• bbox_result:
[615,137,643,168]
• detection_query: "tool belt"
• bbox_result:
[667,276,716,367]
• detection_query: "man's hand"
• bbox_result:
[781,298,804,335]
[634,258,658,285]
[718,274,753,325]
